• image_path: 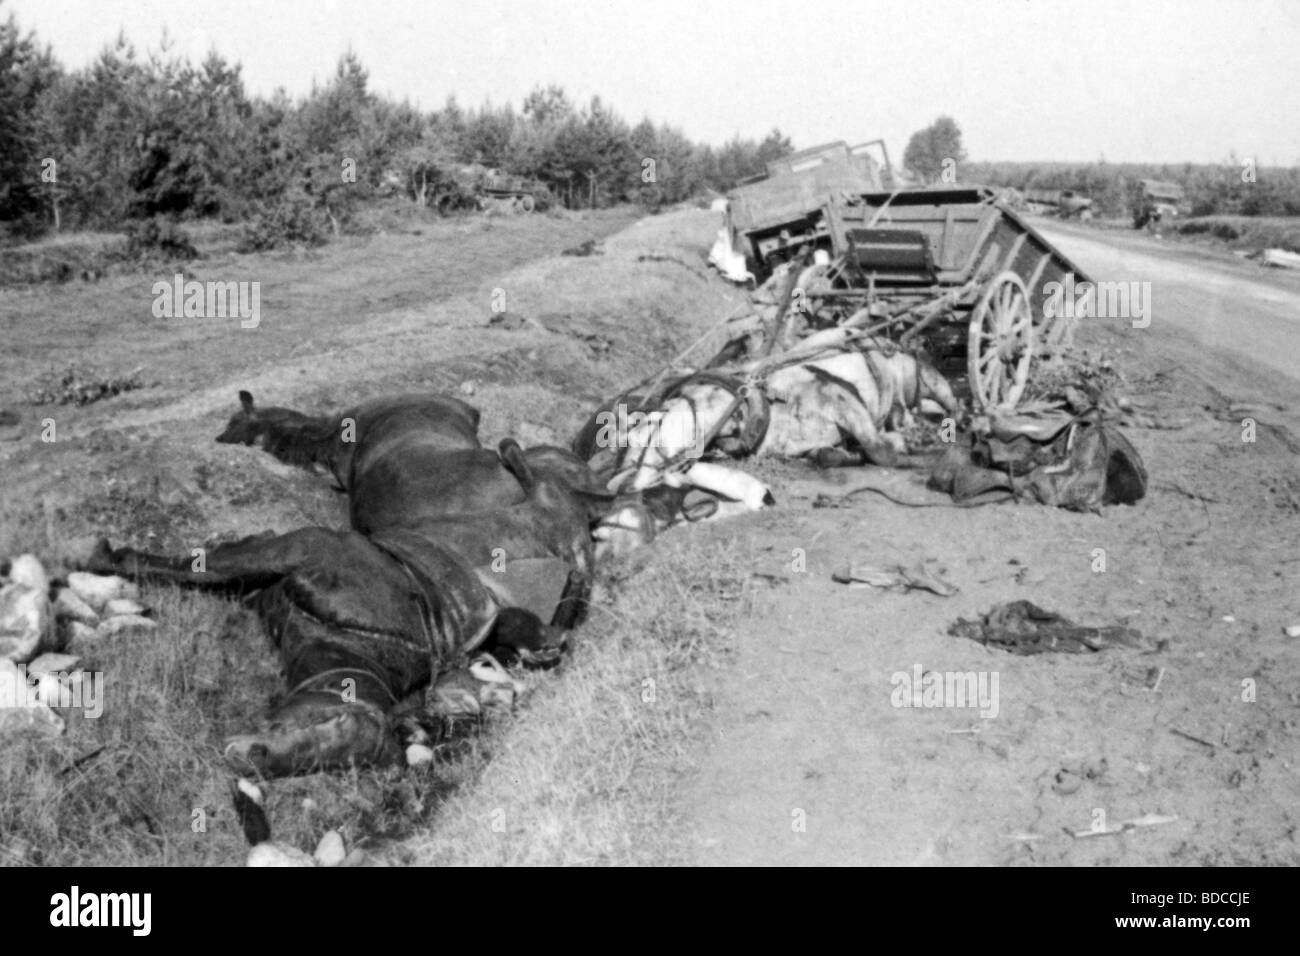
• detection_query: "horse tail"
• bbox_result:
[498,438,536,493]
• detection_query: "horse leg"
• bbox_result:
[89,529,418,778]
[827,388,899,467]
[88,527,348,593]
[224,697,402,778]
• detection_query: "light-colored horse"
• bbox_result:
[612,347,958,475]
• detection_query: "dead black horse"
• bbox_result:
[88,392,644,778]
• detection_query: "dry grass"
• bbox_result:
[1175,215,1300,254]
[398,534,751,866]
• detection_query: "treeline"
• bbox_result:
[962,159,1300,219]
[0,8,793,246]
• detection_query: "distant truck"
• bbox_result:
[723,140,893,277]
[1023,188,1094,219]
[1132,179,1187,229]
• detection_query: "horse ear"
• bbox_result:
[238,390,254,413]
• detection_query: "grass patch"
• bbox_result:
[1174,215,1300,253]
[399,532,750,866]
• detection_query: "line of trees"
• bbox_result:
[0,6,794,244]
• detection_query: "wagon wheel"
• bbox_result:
[967,271,1034,412]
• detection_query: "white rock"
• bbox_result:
[247,842,317,867]
[0,658,21,689]
[28,653,80,675]
[0,662,64,736]
[0,580,54,663]
[104,598,147,617]
[7,555,49,592]
[0,704,64,736]
[33,672,73,709]
[62,620,98,646]
[405,743,435,766]
[54,588,99,624]
[314,830,346,867]
[66,572,138,612]
[95,615,157,638]
[1284,625,1300,638]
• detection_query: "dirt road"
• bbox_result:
[685,220,1300,866]
[1037,221,1300,401]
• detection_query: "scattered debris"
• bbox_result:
[635,253,711,281]
[0,408,20,442]
[832,562,958,597]
[561,238,602,257]
[486,311,538,332]
[1069,813,1179,839]
[1170,727,1217,753]
[29,365,145,407]
[1259,248,1300,270]
[1052,758,1108,795]
[949,601,1145,654]
[930,409,1149,513]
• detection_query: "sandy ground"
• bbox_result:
[683,218,1300,866]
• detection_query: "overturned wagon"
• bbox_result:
[727,184,1091,413]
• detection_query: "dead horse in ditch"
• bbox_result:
[87,440,594,778]
[216,390,610,534]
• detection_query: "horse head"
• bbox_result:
[215,390,265,446]
[216,390,340,472]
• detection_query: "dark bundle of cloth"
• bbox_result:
[949,600,1146,655]
[928,409,1148,513]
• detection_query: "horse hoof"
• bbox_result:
[224,737,273,777]
[223,708,399,778]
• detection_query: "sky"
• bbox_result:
[6,0,1299,165]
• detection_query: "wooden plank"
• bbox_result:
[1000,230,1028,274]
